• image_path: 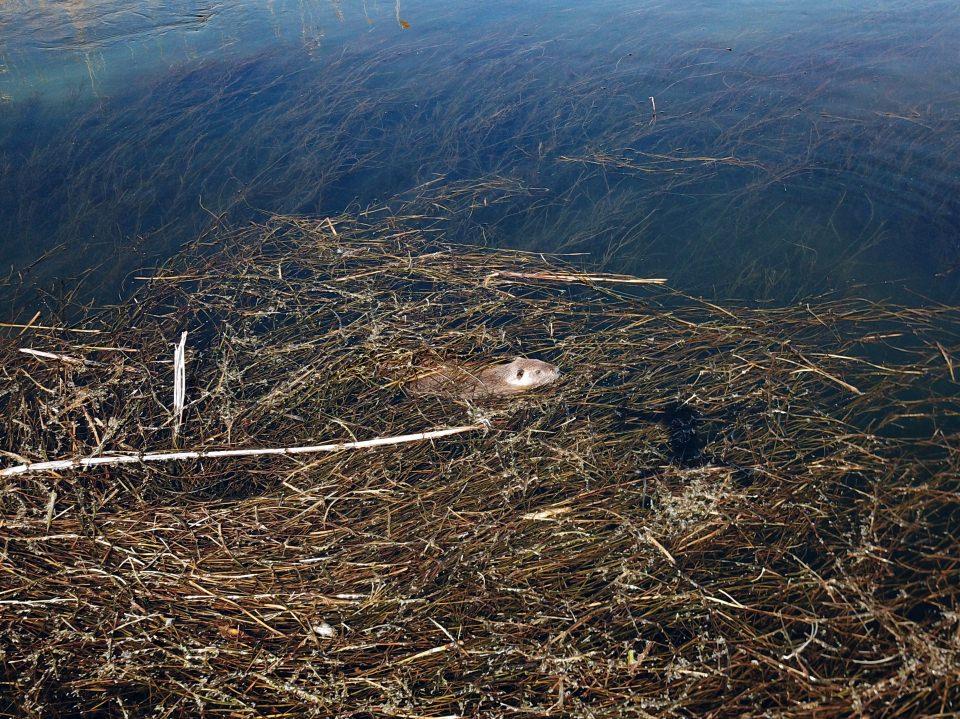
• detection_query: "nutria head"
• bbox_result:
[498,357,561,390]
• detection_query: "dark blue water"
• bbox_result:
[2,0,959,311]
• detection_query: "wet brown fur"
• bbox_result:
[405,357,560,400]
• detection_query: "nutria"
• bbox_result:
[406,357,560,400]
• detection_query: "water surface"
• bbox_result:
[2,0,959,311]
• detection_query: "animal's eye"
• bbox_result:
[516,369,525,378]
[535,369,542,375]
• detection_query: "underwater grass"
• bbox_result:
[1,209,958,717]
[3,5,960,313]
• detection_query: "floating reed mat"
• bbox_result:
[1,213,959,718]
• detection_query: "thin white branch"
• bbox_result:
[0,425,483,478]
[172,331,187,440]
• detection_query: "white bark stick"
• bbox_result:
[173,331,187,440]
[0,425,483,478]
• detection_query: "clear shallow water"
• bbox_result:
[1,0,959,311]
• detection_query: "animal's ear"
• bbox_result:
[513,355,524,362]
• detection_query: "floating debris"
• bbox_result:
[1,212,958,717]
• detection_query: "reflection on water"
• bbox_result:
[1,0,959,312]
[0,0,401,99]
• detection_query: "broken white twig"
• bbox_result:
[0,425,484,477]
[173,331,187,441]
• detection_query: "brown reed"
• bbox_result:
[0,212,958,718]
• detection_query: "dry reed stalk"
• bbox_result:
[0,425,484,477]
[487,270,669,285]
[0,212,956,719]
[172,330,187,441]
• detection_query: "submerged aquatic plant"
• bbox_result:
[3,1,960,311]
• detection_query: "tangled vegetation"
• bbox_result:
[1,211,958,717]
